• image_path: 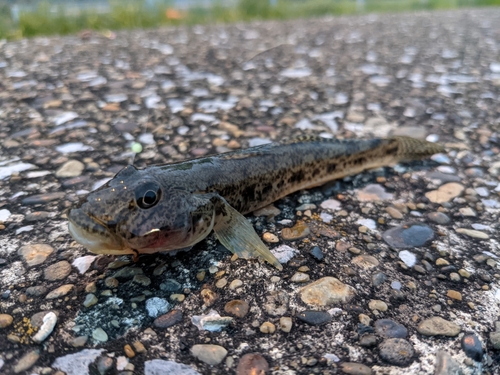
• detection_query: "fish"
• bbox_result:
[68,135,444,270]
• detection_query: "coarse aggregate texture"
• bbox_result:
[1,8,500,375]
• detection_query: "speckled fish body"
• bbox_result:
[68,136,444,270]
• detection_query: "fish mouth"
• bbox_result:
[68,208,130,255]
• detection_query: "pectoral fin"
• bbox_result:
[212,199,283,271]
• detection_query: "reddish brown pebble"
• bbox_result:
[236,353,269,375]
[281,222,310,241]
[224,300,250,318]
[153,309,183,328]
[124,344,135,358]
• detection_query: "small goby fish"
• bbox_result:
[68,135,444,270]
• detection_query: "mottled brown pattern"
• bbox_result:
[68,136,443,255]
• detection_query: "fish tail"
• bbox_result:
[389,136,445,161]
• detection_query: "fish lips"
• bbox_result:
[68,208,125,254]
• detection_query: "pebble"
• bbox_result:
[378,338,414,366]
[259,322,276,333]
[435,258,449,266]
[0,209,11,222]
[459,207,476,217]
[264,291,289,316]
[309,246,324,261]
[55,160,85,178]
[351,255,380,269]
[320,199,342,210]
[32,312,57,343]
[52,348,105,375]
[281,222,310,240]
[113,266,144,280]
[417,316,461,336]
[133,275,152,286]
[0,314,13,328]
[92,328,108,342]
[340,362,373,375]
[146,298,170,318]
[374,319,408,338]
[461,333,483,361]
[196,270,206,281]
[290,272,310,283]
[386,206,403,219]
[200,289,219,307]
[96,356,114,374]
[236,353,269,375]
[382,224,434,248]
[425,182,464,203]
[371,272,386,287]
[216,278,228,288]
[456,228,489,240]
[46,284,74,299]
[191,344,228,365]
[428,212,451,224]
[72,256,97,274]
[359,334,377,347]
[253,204,281,217]
[104,277,119,288]
[153,309,183,328]
[224,300,250,318]
[357,184,393,201]
[191,310,234,332]
[434,350,462,375]
[124,344,135,358]
[18,244,54,267]
[446,290,462,301]
[368,300,388,312]
[297,310,332,325]
[160,279,182,292]
[70,336,88,347]
[13,350,40,373]
[22,192,66,205]
[44,261,72,281]
[262,232,279,243]
[270,244,298,264]
[279,317,293,333]
[229,279,243,290]
[399,250,417,267]
[170,294,185,302]
[144,359,201,375]
[133,340,147,354]
[299,277,356,306]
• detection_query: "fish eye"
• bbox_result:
[135,182,162,209]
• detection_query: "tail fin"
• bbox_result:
[390,136,445,161]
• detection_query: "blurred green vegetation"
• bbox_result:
[0,0,500,40]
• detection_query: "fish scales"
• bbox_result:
[150,136,441,213]
[68,136,444,270]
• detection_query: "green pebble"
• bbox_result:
[131,142,143,153]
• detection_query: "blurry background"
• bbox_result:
[1,0,500,40]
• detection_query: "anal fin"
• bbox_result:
[213,200,283,271]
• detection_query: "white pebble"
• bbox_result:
[145,297,170,318]
[399,250,417,267]
[32,312,57,343]
[271,245,299,264]
[320,199,342,211]
[356,218,377,231]
[0,209,11,222]
[72,256,97,274]
[320,212,333,223]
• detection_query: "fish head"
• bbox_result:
[68,165,216,255]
